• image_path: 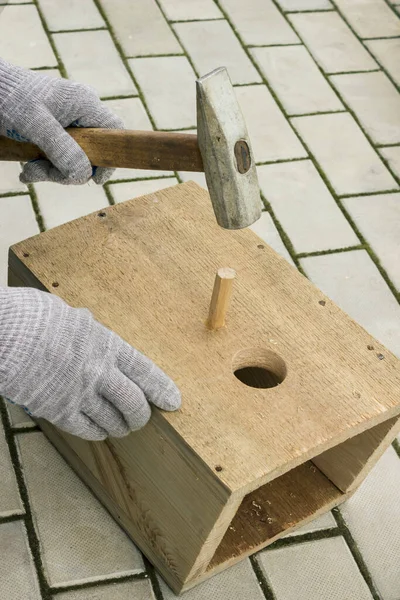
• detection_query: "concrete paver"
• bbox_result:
[379,146,400,179]
[99,0,182,57]
[109,177,179,204]
[343,192,400,291]
[158,0,222,21]
[220,0,299,46]
[289,12,377,73]
[330,71,400,145]
[55,580,156,600]
[334,0,400,38]
[258,537,374,600]
[0,162,26,194]
[301,250,400,357]
[285,511,337,536]
[340,448,400,600]
[252,46,343,116]
[0,422,23,517]
[37,0,105,32]
[0,521,42,600]
[129,56,196,129]
[292,113,398,195]
[365,38,400,87]
[174,20,261,84]
[0,4,57,69]
[53,30,137,98]
[257,160,359,253]
[17,432,144,587]
[249,211,295,265]
[275,0,332,9]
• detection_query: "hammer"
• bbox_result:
[0,67,261,230]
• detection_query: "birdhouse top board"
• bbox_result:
[9,182,400,497]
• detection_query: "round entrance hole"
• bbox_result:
[232,348,287,389]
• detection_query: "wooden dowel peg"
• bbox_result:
[207,268,236,330]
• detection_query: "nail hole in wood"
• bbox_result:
[52,282,59,288]
[319,300,326,306]
[232,348,287,389]
[23,252,30,258]
[215,465,223,472]
[257,244,264,249]
[377,353,385,360]
[367,345,374,350]
[98,211,106,217]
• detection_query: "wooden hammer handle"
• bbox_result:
[0,128,204,173]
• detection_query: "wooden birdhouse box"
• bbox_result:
[8,182,400,593]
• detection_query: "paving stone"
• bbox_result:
[104,98,173,180]
[0,423,23,517]
[219,0,299,46]
[258,537,373,599]
[249,212,295,265]
[300,250,400,357]
[0,521,41,600]
[99,0,181,57]
[5,403,35,429]
[341,447,400,600]
[365,38,400,87]
[110,177,178,204]
[55,579,155,600]
[179,171,208,189]
[53,30,136,98]
[129,57,196,129]
[343,192,400,291]
[174,20,261,85]
[275,0,332,9]
[159,558,265,599]
[257,160,359,253]
[158,0,222,21]
[378,145,400,179]
[251,46,343,116]
[289,12,377,73]
[334,0,400,38]
[0,195,39,285]
[291,113,398,195]
[37,0,105,31]
[0,162,27,194]
[0,4,57,69]
[331,72,400,145]
[35,181,109,229]
[285,511,337,536]
[234,85,307,163]
[17,432,144,586]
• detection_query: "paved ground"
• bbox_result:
[0,0,400,599]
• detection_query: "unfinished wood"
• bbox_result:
[207,267,236,330]
[209,461,345,572]
[0,129,203,172]
[9,181,400,497]
[313,415,400,493]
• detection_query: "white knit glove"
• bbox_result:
[0,287,181,440]
[0,57,123,185]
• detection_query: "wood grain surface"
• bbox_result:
[9,181,400,496]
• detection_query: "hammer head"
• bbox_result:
[196,67,262,230]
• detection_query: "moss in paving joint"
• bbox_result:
[262,526,341,551]
[103,185,115,206]
[105,175,176,185]
[0,401,52,600]
[0,513,25,525]
[296,244,365,259]
[51,27,107,35]
[376,142,400,149]
[142,556,165,600]
[27,184,45,232]
[256,157,308,167]
[339,188,400,199]
[392,438,400,459]
[289,109,346,117]
[0,191,28,199]
[325,69,381,76]
[170,18,225,24]
[247,42,302,48]
[285,8,335,13]
[250,555,277,600]
[100,93,139,101]
[51,572,149,595]
[332,507,383,600]
[30,65,59,72]
[126,53,185,59]
[32,0,67,78]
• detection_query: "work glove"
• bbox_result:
[0,57,123,185]
[0,286,181,440]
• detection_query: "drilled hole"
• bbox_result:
[98,211,106,217]
[233,348,286,389]
[52,282,59,288]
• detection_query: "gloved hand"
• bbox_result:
[0,57,124,185]
[0,286,181,440]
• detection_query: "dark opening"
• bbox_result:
[234,366,283,389]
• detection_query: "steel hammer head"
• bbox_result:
[196,67,262,230]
